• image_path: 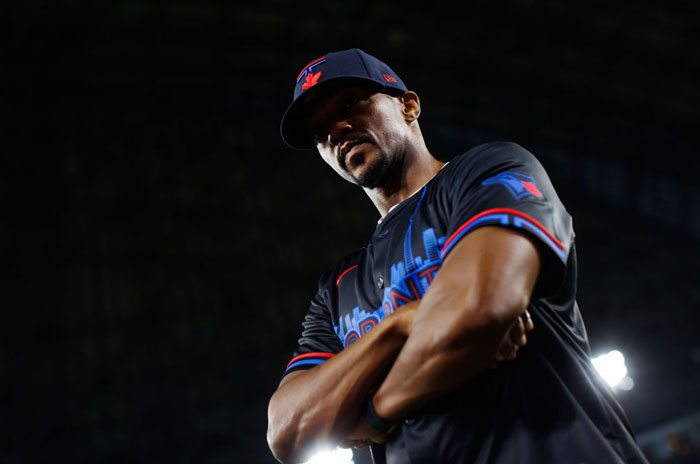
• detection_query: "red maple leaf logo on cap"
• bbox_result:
[302,72,322,90]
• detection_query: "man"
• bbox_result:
[267,48,648,464]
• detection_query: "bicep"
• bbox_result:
[368,226,543,420]
[419,226,541,330]
[276,369,305,389]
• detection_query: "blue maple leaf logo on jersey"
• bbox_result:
[482,172,543,199]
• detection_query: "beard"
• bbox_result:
[337,134,391,189]
[353,150,390,189]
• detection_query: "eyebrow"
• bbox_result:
[304,88,375,140]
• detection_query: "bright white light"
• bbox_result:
[618,375,635,391]
[303,447,354,464]
[592,349,633,390]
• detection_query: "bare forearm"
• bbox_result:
[372,227,540,422]
[372,302,512,421]
[267,308,413,463]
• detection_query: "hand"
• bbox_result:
[494,309,534,363]
[339,415,392,449]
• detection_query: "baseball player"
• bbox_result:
[267,48,649,464]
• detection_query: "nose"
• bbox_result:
[328,120,352,147]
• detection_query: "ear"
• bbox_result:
[401,91,421,123]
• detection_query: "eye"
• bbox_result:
[345,96,360,108]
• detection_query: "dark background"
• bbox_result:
[5,1,700,463]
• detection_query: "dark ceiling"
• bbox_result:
[4,1,700,463]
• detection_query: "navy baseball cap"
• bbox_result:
[280,48,408,150]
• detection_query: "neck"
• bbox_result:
[364,147,444,218]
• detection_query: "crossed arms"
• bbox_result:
[267,226,541,463]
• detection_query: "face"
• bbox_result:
[305,86,410,189]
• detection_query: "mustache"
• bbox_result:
[337,134,376,168]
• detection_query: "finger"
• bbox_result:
[510,316,527,348]
[498,334,518,360]
[522,309,534,331]
[505,343,518,360]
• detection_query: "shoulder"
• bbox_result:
[440,141,544,182]
[434,141,529,185]
[451,141,537,167]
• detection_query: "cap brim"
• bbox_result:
[279,77,404,150]
[279,95,317,150]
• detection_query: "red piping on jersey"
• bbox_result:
[442,208,565,254]
[286,352,334,370]
[336,264,358,287]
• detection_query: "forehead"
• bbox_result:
[303,85,375,113]
[305,84,391,127]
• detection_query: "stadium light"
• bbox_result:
[303,447,354,464]
[592,349,634,390]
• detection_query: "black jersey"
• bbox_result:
[281,142,648,464]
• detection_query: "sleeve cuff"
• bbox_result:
[283,352,335,376]
[441,208,568,263]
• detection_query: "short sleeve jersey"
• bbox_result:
[281,142,648,464]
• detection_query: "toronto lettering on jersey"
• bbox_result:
[334,227,446,348]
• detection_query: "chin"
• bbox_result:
[354,152,390,188]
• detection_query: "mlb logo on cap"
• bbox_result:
[280,48,408,150]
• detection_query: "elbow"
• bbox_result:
[266,419,286,463]
[267,433,293,464]
[266,391,295,462]
[267,396,317,464]
[267,425,318,464]
[267,399,300,464]
[267,416,302,464]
